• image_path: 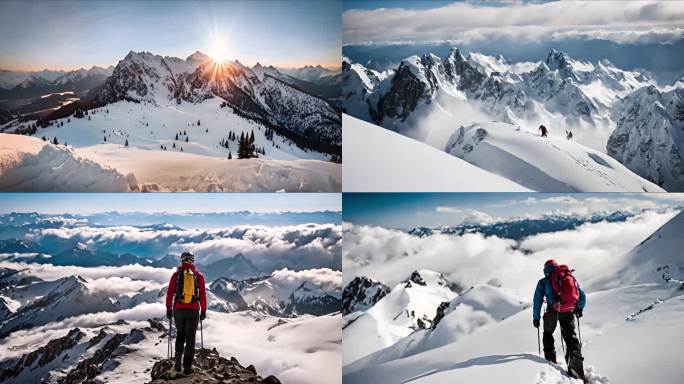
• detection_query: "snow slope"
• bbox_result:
[342,114,529,191]
[0,133,340,192]
[445,121,664,192]
[344,282,682,384]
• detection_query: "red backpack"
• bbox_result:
[550,264,580,312]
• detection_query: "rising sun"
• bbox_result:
[209,36,229,63]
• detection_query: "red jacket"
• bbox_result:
[166,263,207,313]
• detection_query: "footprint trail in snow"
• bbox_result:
[536,365,609,384]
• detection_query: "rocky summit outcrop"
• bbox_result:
[150,348,281,384]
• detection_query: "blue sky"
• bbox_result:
[0,0,341,71]
[343,193,684,229]
[0,193,341,214]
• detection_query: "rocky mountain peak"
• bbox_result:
[150,348,282,384]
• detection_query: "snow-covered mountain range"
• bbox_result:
[342,211,684,383]
[0,51,341,192]
[343,48,684,191]
[0,66,113,99]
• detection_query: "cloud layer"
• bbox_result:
[343,1,684,45]
[343,210,678,296]
[19,223,342,272]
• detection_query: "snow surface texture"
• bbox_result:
[343,211,684,383]
[342,114,529,191]
[0,133,340,192]
[0,133,135,192]
[343,49,684,191]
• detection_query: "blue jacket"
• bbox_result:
[532,276,586,320]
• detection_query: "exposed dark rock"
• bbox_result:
[342,276,391,315]
[150,348,281,383]
[0,328,85,382]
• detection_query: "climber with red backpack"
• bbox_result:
[166,251,207,375]
[532,259,586,380]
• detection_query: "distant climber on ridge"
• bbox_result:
[566,130,573,141]
[533,259,586,380]
[166,251,207,375]
[538,125,549,138]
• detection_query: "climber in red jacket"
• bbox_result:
[165,251,207,375]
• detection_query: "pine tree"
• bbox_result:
[180,147,183,152]
[197,119,200,126]
[173,142,176,149]
[88,116,91,121]
[175,133,179,140]
[67,118,70,123]
[104,135,107,142]
[185,136,189,142]
[125,139,129,147]
[42,136,47,141]
[52,137,58,145]
[228,151,232,159]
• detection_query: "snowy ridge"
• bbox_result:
[445,121,663,192]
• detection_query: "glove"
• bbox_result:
[574,308,583,318]
[166,309,172,320]
[200,312,206,321]
[533,319,540,328]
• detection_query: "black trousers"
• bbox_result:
[174,308,199,369]
[542,310,582,364]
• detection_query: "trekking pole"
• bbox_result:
[168,315,173,359]
[537,326,541,356]
[576,315,582,346]
[200,316,204,349]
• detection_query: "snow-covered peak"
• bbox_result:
[186,50,211,65]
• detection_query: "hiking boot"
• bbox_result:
[567,354,585,380]
[174,355,182,372]
[183,366,194,375]
[543,349,556,364]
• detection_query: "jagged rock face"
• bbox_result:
[0,328,85,382]
[443,49,486,92]
[61,328,144,384]
[378,59,433,122]
[608,85,684,190]
[150,348,281,384]
[342,276,391,315]
[431,301,451,329]
[408,271,427,286]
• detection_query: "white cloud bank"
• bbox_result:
[343,1,684,45]
[343,210,679,296]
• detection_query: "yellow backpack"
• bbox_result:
[175,268,198,304]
